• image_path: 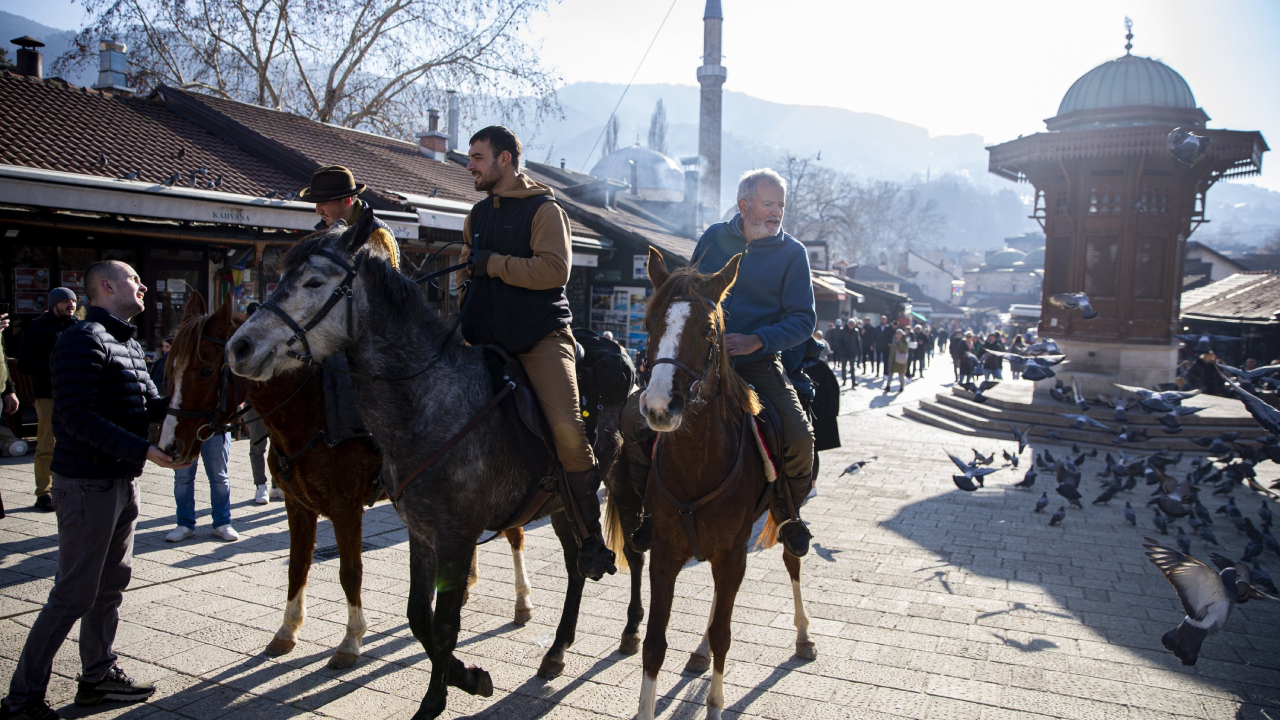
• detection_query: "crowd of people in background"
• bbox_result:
[816,315,947,394]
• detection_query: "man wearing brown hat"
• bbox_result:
[300,165,400,269]
[456,125,615,581]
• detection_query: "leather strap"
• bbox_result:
[651,410,751,562]
[391,381,516,502]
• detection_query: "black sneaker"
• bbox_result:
[1,698,60,720]
[74,666,154,706]
[33,495,53,513]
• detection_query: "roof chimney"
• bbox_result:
[447,91,460,152]
[416,109,449,162]
[92,40,135,95]
[10,36,44,80]
[628,159,639,196]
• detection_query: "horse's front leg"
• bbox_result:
[638,539,683,720]
[505,527,534,624]
[427,535,494,716]
[705,550,748,720]
[407,534,442,720]
[266,498,316,656]
[538,510,586,679]
[783,549,816,660]
[328,506,367,669]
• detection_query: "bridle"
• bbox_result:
[649,294,722,407]
[260,248,363,366]
[164,333,246,442]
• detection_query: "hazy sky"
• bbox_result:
[19,0,1280,190]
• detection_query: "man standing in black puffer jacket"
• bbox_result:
[2,260,187,720]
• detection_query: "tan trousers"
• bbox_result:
[34,398,55,496]
[519,327,596,473]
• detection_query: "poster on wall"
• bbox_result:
[60,271,85,291]
[15,268,50,291]
[632,255,648,280]
[15,292,48,314]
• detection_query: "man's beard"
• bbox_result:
[743,217,778,239]
[474,167,501,192]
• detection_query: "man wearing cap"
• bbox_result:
[300,165,400,269]
[18,287,79,512]
[456,125,616,581]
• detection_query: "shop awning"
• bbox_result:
[811,274,863,302]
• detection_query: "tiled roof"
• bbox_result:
[1235,254,1280,272]
[160,87,485,204]
[851,266,908,284]
[0,72,298,198]
[1180,271,1280,323]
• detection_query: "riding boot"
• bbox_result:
[627,460,653,552]
[562,468,617,580]
[771,474,813,557]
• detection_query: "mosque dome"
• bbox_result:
[986,249,1027,268]
[589,145,686,202]
[1020,247,1046,268]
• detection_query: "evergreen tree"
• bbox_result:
[647,99,668,155]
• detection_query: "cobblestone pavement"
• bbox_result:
[2,357,1279,719]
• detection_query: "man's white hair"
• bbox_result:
[737,168,788,203]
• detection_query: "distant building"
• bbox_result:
[904,251,961,302]
[1180,271,1280,365]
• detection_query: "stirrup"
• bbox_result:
[776,519,812,557]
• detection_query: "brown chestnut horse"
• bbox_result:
[159,292,533,669]
[635,248,814,720]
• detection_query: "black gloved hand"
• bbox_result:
[471,249,493,278]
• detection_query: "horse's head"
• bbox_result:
[228,212,394,381]
[158,291,246,463]
[639,247,741,432]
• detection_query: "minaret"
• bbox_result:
[697,0,726,219]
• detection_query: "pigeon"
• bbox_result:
[1060,413,1112,433]
[946,450,1000,492]
[1175,525,1192,555]
[1112,384,1201,405]
[1003,450,1019,469]
[1153,509,1169,535]
[973,449,995,466]
[1175,334,1242,355]
[959,380,998,403]
[1167,127,1211,166]
[839,457,877,477]
[1071,443,1081,455]
[1020,360,1059,382]
[1056,483,1084,509]
[1220,373,1280,435]
[1015,468,1038,490]
[1114,426,1149,445]
[1009,424,1031,454]
[1158,413,1182,434]
[1192,501,1214,526]
[1034,491,1049,513]
[214,175,223,188]
[177,146,187,159]
[282,191,299,201]
[1124,502,1136,526]
[1047,429,1064,442]
[1109,397,1130,424]
[1196,524,1219,546]
[117,170,139,181]
[1025,338,1061,356]
[163,172,180,187]
[1072,380,1089,412]
[1143,537,1276,666]
[1216,497,1239,517]
[1047,292,1097,319]
[1049,506,1065,526]
[1243,540,1264,563]
[1252,564,1278,594]
[1049,382,1067,403]
[1093,484,1120,505]
[98,152,108,168]
[1262,501,1273,527]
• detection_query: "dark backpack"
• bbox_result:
[573,327,636,406]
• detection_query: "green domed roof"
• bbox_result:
[1057,54,1196,117]
[986,249,1027,268]
[1020,248,1046,268]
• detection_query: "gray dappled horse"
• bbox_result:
[225,215,640,719]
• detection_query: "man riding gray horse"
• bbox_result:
[627,168,817,557]
[456,126,616,581]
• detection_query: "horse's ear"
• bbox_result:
[708,253,742,303]
[342,205,375,255]
[184,291,207,321]
[647,246,669,289]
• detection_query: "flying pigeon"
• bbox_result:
[959,380,998,403]
[1015,468,1038,490]
[1220,373,1280,436]
[1009,424,1031,454]
[1049,506,1065,526]
[1020,360,1058,382]
[1124,502,1137,526]
[1175,333,1243,355]
[839,457,878,476]
[1144,537,1276,666]
[1034,491,1049,513]
[1024,338,1061,356]
[1047,292,1097,319]
[1167,127,1211,166]
[946,450,1000,492]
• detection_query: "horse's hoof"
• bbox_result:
[795,641,817,661]
[619,633,641,656]
[514,607,533,625]
[471,667,493,698]
[683,652,711,674]
[264,638,295,656]
[537,654,565,679]
[327,651,359,669]
[461,588,471,606]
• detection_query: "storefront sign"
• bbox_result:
[571,253,599,267]
[60,271,85,290]
[155,280,167,291]
[15,292,47,314]
[633,255,648,280]
[592,270,622,282]
[168,279,187,294]
[15,268,49,291]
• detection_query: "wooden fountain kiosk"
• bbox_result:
[986,23,1267,395]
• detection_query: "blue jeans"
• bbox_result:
[173,433,231,528]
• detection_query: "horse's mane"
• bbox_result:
[646,267,760,420]
[166,312,209,393]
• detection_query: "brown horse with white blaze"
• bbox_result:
[636,247,815,720]
[158,292,534,669]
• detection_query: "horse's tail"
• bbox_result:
[603,489,630,572]
[754,511,779,551]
